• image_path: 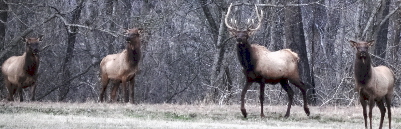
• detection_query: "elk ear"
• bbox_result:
[349,40,357,47]
[120,28,128,35]
[137,28,143,35]
[228,29,236,36]
[247,29,255,36]
[21,36,27,43]
[367,40,374,46]
[38,35,44,42]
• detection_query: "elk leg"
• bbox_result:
[290,80,310,116]
[7,85,16,101]
[240,81,252,118]
[259,83,265,117]
[360,97,368,129]
[377,101,386,129]
[8,89,15,101]
[30,83,37,101]
[385,95,392,129]
[110,81,120,102]
[368,99,375,129]
[5,80,14,101]
[18,77,26,102]
[129,76,136,104]
[280,80,294,118]
[122,80,129,103]
[17,87,23,102]
[99,77,109,102]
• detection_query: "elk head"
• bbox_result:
[225,3,263,43]
[349,40,374,64]
[124,28,143,49]
[23,35,43,55]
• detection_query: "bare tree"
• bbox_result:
[0,0,399,106]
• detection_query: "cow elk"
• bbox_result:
[225,3,310,118]
[350,40,394,129]
[2,35,43,101]
[99,28,142,104]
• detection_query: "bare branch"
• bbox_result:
[255,1,322,7]
[55,14,121,37]
[0,14,57,59]
[378,2,401,28]
[36,63,95,100]
[320,77,353,107]
[361,1,382,39]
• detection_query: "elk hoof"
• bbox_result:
[241,109,247,118]
[284,113,290,118]
[304,107,310,116]
[260,113,265,118]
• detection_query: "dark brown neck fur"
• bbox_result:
[237,41,255,71]
[126,38,141,67]
[354,55,372,85]
[24,50,39,76]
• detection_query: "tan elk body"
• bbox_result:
[225,3,310,118]
[350,40,394,129]
[251,45,300,80]
[2,36,43,101]
[99,28,142,103]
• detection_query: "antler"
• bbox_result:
[248,5,263,31]
[225,3,236,30]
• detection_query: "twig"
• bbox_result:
[361,1,381,39]
[54,14,121,37]
[36,63,95,100]
[229,2,322,7]
[0,14,57,59]
[369,53,398,72]
[347,91,357,107]
[320,77,353,107]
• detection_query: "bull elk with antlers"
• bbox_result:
[225,3,310,118]
[2,35,43,101]
[350,40,394,129]
[99,28,142,103]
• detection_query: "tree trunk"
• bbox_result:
[0,0,7,98]
[374,0,390,65]
[0,0,7,48]
[58,0,84,101]
[271,0,285,50]
[199,0,229,103]
[284,0,316,104]
[387,0,401,62]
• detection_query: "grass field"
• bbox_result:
[0,102,400,129]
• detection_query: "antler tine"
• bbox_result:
[225,3,237,30]
[249,5,263,31]
[246,19,255,29]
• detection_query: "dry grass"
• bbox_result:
[0,102,400,129]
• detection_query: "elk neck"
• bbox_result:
[354,54,372,85]
[236,40,255,71]
[24,50,39,76]
[125,38,141,67]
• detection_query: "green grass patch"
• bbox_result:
[163,112,195,121]
[1,102,400,129]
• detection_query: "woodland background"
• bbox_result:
[0,0,400,107]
